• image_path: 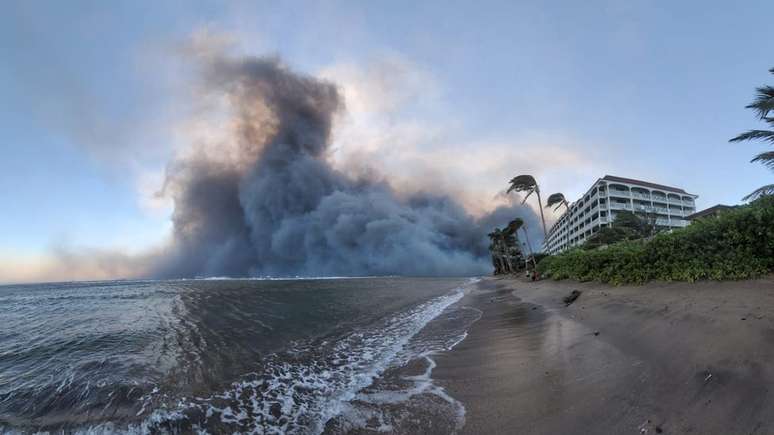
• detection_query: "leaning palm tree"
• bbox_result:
[505,217,523,236]
[487,229,505,274]
[506,218,538,270]
[730,67,774,200]
[507,175,547,236]
[545,192,570,213]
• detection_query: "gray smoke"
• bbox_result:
[151,54,541,278]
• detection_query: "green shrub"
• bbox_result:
[532,252,550,265]
[583,211,654,250]
[537,197,774,284]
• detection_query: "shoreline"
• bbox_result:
[434,275,774,434]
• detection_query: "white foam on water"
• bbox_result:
[14,278,484,435]
[78,284,467,434]
[186,275,396,282]
[338,304,482,435]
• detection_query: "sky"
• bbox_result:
[1,0,772,282]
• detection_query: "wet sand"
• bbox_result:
[434,275,774,434]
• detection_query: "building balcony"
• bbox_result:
[633,205,653,213]
[591,216,607,227]
[654,218,688,227]
[547,177,697,254]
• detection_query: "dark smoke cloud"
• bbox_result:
[151,54,541,278]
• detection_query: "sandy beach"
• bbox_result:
[434,275,774,434]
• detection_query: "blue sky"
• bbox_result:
[1,0,772,281]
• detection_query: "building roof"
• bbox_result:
[686,204,736,221]
[601,175,690,195]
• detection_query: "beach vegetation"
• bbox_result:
[537,196,774,284]
[583,211,653,250]
[488,220,526,274]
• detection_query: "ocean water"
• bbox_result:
[0,277,481,434]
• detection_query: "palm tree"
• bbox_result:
[545,193,570,213]
[730,67,774,200]
[507,218,537,270]
[487,229,506,274]
[505,218,523,235]
[487,228,513,275]
[507,175,547,236]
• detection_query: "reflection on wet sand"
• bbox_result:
[433,276,774,435]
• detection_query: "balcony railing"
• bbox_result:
[610,202,632,210]
[633,205,685,216]
[655,218,689,227]
[589,193,602,204]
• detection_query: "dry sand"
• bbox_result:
[434,275,774,434]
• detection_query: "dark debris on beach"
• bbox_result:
[563,290,582,306]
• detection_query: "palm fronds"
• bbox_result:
[744,69,774,119]
[729,129,774,143]
[507,174,539,203]
[743,184,774,201]
[545,193,569,212]
[751,151,774,169]
[505,218,524,235]
[506,174,547,236]
[730,67,774,200]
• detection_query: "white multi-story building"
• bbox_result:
[543,175,698,254]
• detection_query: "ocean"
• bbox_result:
[0,277,482,434]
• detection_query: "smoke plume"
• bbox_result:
[150,53,540,278]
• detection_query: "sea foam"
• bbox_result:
[82,283,474,435]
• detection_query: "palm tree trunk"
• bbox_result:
[536,190,548,237]
[521,228,538,270]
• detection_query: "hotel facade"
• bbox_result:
[543,175,698,254]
